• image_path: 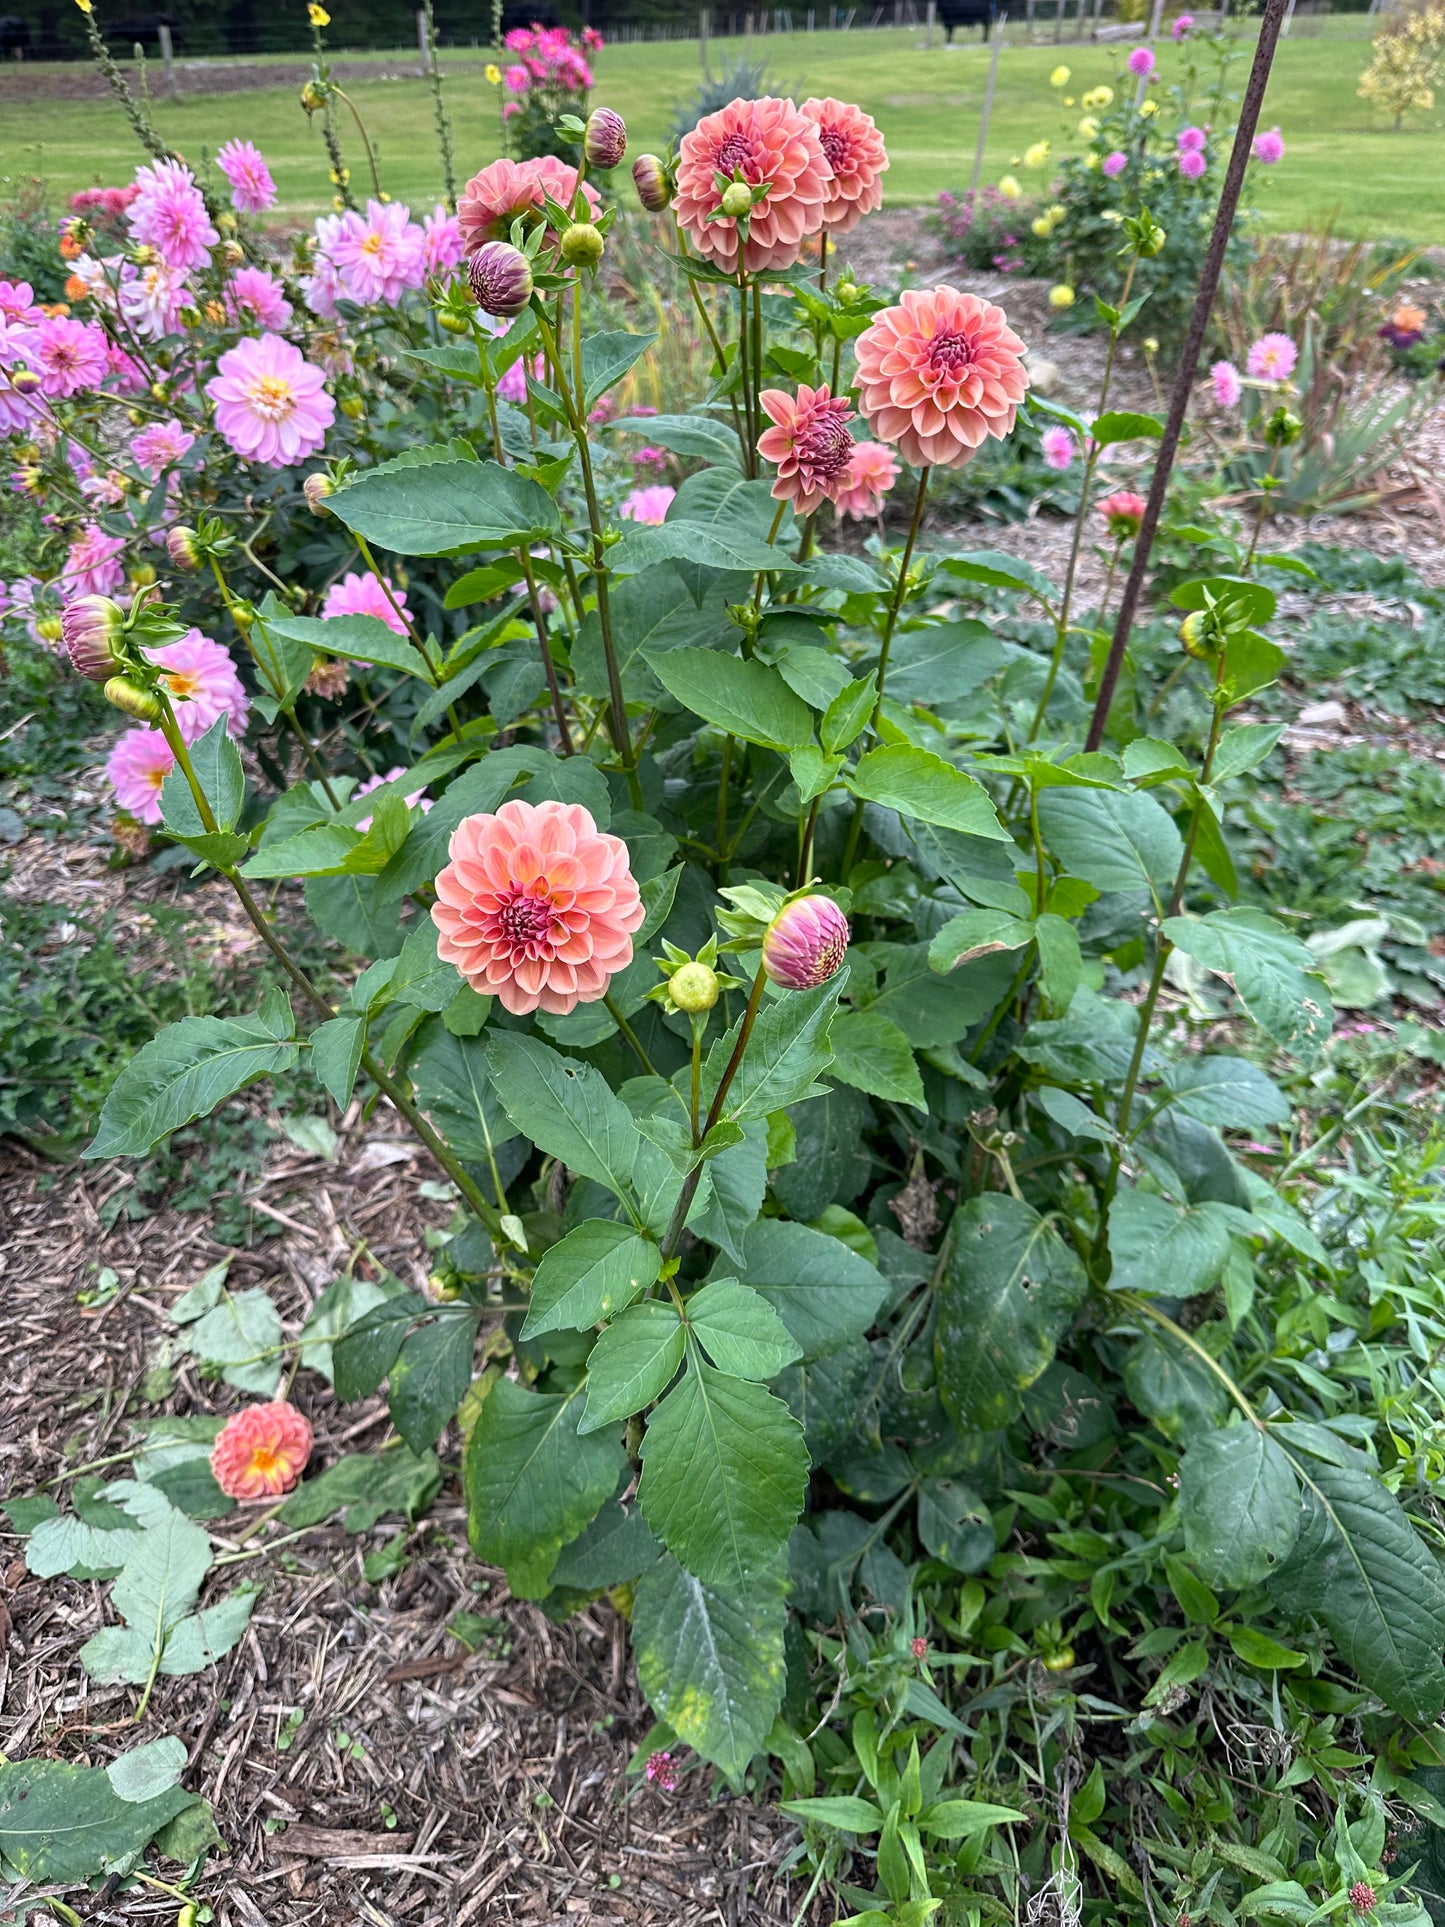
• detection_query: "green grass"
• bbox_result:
[5,21,1443,241]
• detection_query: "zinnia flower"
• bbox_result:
[130,418,196,475]
[210,1401,313,1501]
[144,629,249,743]
[331,199,427,305]
[1103,150,1128,178]
[1041,424,1076,470]
[353,766,432,831]
[620,484,676,525]
[62,525,127,599]
[757,382,856,514]
[217,139,278,214]
[206,332,335,467]
[432,798,645,1016]
[1210,359,1243,407]
[1178,149,1206,179]
[762,895,849,989]
[226,265,293,331]
[106,726,176,824]
[457,156,600,254]
[674,96,832,274]
[1247,332,1297,381]
[834,440,898,519]
[127,158,218,272]
[800,97,889,235]
[1252,126,1285,164]
[1127,46,1156,76]
[853,286,1029,470]
[322,569,411,636]
[1099,489,1147,537]
[27,314,108,397]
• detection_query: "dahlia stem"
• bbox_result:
[331,87,385,202]
[716,733,733,882]
[660,959,769,1257]
[606,995,658,1077]
[209,556,341,808]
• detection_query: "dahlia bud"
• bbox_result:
[437,309,469,334]
[221,239,245,268]
[166,525,201,571]
[129,562,157,590]
[8,367,41,396]
[1348,1885,1377,1916]
[62,594,127,681]
[1179,610,1210,658]
[104,675,164,722]
[1264,405,1302,449]
[761,895,850,990]
[670,961,720,1013]
[339,395,364,420]
[467,239,533,318]
[631,153,672,213]
[720,181,754,219]
[584,107,627,171]
[560,222,605,269]
[303,471,334,515]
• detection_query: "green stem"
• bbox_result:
[660,960,769,1256]
[332,86,385,200]
[1117,1293,1261,1427]
[1244,444,1281,573]
[716,731,734,881]
[606,994,658,1077]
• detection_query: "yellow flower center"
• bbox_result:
[246,373,296,421]
[361,232,384,256]
[163,669,200,699]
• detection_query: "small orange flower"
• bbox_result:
[210,1401,313,1500]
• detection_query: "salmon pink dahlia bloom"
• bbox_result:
[675,96,831,274]
[106,726,176,824]
[206,332,335,467]
[757,382,856,514]
[457,155,600,253]
[210,1401,313,1501]
[801,97,889,234]
[432,799,645,1016]
[322,569,411,635]
[1099,490,1147,537]
[854,287,1029,469]
[145,629,250,743]
[834,439,898,519]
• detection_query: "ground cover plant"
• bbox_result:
[6,7,1445,1923]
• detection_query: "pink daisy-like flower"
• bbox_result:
[1172,12,1194,36]
[853,286,1029,470]
[145,629,249,743]
[503,26,534,49]
[127,157,218,272]
[1178,125,1206,153]
[620,484,676,525]
[432,798,645,1016]
[106,726,176,824]
[1099,489,1147,537]
[1127,45,1155,76]
[1041,424,1076,470]
[632,445,669,477]
[322,569,411,636]
[62,525,127,599]
[1247,332,1297,381]
[130,418,196,476]
[834,439,898,519]
[353,766,432,832]
[762,895,850,989]
[505,62,530,89]
[0,318,39,433]
[457,156,600,254]
[422,206,464,277]
[107,341,148,394]
[206,332,335,467]
[674,96,832,274]
[757,382,856,515]
[1102,150,1128,179]
[1210,360,1243,407]
[331,199,427,306]
[27,314,109,397]
[216,139,278,215]
[1178,149,1206,179]
[800,96,889,235]
[1252,126,1285,164]
[119,259,192,340]
[226,265,293,331]
[210,1401,313,1501]
[0,279,43,324]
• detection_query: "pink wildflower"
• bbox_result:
[145,629,249,743]
[1172,12,1194,35]
[127,158,218,272]
[353,766,432,832]
[1177,125,1206,153]
[422,206,464,276]
[674,96,832,274]
[206,332,335,467]
[1179,149,1206,179]
[1252,126,1285,164]
[216,139,278,215]
[62,525,127,599]
[1103,150,1128,179]
[27,314,108,397]
[834,439,898,519]
[1210,360,1243,407]
[331,199,427,305]
[1247,332,1297,381]
[800,96,890,235]
[226,265,293,331]
[1127,45,1155,76]
[632,445,669,476]
[107,728,176,824]
[757,382,856,515]
[322,569,411,637]
[1041,424,1076,470]
[620,484,676,525]
[853,286,1029,470]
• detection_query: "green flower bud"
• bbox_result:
[720,181,754,219]
[670,961,720,1012]
[559,222,605,269]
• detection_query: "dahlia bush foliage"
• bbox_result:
[11,68,1445,1927]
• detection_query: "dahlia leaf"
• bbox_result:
[580,1300,685,1433]
[487,1032,643,1209]
[87,1009,300,1160]
[326,457,561,556]
[735,1218,889,1361]
[846,745,1009,841]
[522,1221,660,1338]
[387,1308,481,1453]
[648,646,814,752]
[1038,786,1183,897]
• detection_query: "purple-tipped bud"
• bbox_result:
[761,895,850,990]
[9,366,41,396]
[468,240,534,318]
[166,525,202,572]
[303,472,334,516]
[584,107,627,170]
[631,153,672,214]
[103,675,164,722]
[62,595,127,682]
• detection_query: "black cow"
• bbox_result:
[937,0,999,37]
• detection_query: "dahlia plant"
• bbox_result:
[7,66,1445,1927]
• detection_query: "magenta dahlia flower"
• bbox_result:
[674,96,832,274]
[801,96,889,235]
[331,199,427,305]
[1172,12,1194,35]
[1252,126,1285,164]
[762,895,850,989]
[27,315,108,397]
[1210,360,1243,407]
[322,570,411,636]
[226,265,293,331]
[127,158,218,272]
[216,140,278,215]
[129,419,195,476]
[1103,151,1128,179]
[422,206,465,276]
[106,726,176,824]
[145,629,249,743]
[206,332,335,467]
[1041,425,1076,471]
[757,382,856,514]
[1247,332,1297,381]
[1178,126,1206,153]
[853,286,1029,470]
[1127,45,1155,76]
[1179,149,1206,179]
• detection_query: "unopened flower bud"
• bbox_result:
[560,221,605,269]
[762,895,849,990]
[62,595,127,681]
[1264,405,1302,448]
[166,524,202,571]
[300,80,326,114]
[1348,1886,1377,1916]
[467,239,533,317]
[584,107,627,170]
[911,1636,928,1659]
[670,961,720,1012]
[437,309,469,333]
[129,562,157,589]
[720,181,754,219]
[339,394,364,420]
[631,153,672,213]
[221,239,245,268]
[8,366,41,396]
[1179,610,1209,658]
[104,675,164,722]
[303,471,334,515]
[35,613,63,644]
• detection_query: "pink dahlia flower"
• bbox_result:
[1210,360,1243,407]
[106,726,175,824]
[1252,126,1285,164]
[497,352,545,404]
[674,96,832,274]
[107,341,148,394]
[1102,150,1128,179]
[834,440,898,519]
[119,259,192,340]
[757,382,856,514]
[1247,332,1297,381]
[0,279,43,325]
[226,265,293,331]
[27,314,109,397]
[1172,12,1194,35]
[62,525,127,599]
[210,1401,313,1501]
[762,895,849,989]
[853,286,1029,470]
[322,569,411,636]
[800,96,889,235]
[422,206,465,277]
[1127,45,1156,76]
[620,484,676,525]
[505,61,530,89]
[432,798,645,1016]
[0,318,40,432]
[130,418,196,476]
[206,332,335,467]
[331,199,427,305]
[1178,125,1206,153]
[145,629,249,743]
[457,156,600,253]
[127,158,218,272]
[1041,424,1076,471]
[1179,149,1206,179]
[354,766,432,831]
[216,139,278,215]
[1099,489,1147,537]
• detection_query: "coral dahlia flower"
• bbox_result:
[674,96,832,274]
[432,799,645,1016]
[322,569,411,636]
[206,332,335,467]
[853,287,1029,470]
[457,156,601,254]
[144,629,250,743]
[800,97,888,234]
[210,1401,313,1501]
[757,383,856,514]
[106,726,176,824]
[834,440,898,519]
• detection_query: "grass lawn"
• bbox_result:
[5,19,1443,243]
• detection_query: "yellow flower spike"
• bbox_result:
[1049,284,1076,309]
[485,61,502,83]
[1024,140,1051,168]
[998,174,1022,200]
[74,0,93,11]
[1050,64,1071,87]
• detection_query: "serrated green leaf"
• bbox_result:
[328,456,560,555]
[1038,787,1183,897]
[413,1027,516,1166]
[1108,1190,1234,1299]
[487,1032,640,1204]
[333,1291,428,1401]
[703,976,843,1124]
[87,1005,299,1159]
[1163,909,1334,1057]
[648,647,814,751]
[261,612,432,677]
[827,1008,926,1108]
[581,1300,685,1432]
[184,1286,284,1396]
[388,1309,479,1452]
[523,1222,661,1337]
[738,1218,889,1359]
[159,718,245,838]
[1159,1055,1290,1129]
[685,1278,801,1379]
[1178,1423,1302,1589]
[847,744,1009,840]
[310,1015,365,1109]
[928,907,1034,974]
